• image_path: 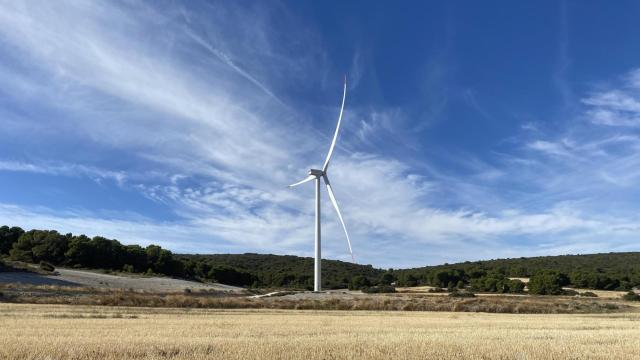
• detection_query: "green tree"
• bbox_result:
[528,270,568,295]
[349,275,372,290]
[0,226,24,254]
[90,236,124,269]
[122,244,147,272]
[379,271,396,285]
[397,273,418,287]
[65,235,93,266]
[208,266,254,286]
[469,272,525,293]
[146,245,175,274]
[31,231,69,263]
[10,230,68,263]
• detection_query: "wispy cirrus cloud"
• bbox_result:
[0,160,126,185]
[1,1,640,268]
[582,69,640,127]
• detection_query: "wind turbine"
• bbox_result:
[288,77,353,292]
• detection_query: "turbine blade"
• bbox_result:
[322,77,347,172]
[288,175,316,188]
[323,175,354,262]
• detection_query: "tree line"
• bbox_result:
[394,253,640,292]
[0,225,384,289]
[2,225,639,292]
[1,226,184,276]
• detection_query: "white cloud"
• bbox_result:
[582,69,640,126]
[2,1,640,267]
[0,160,126,185]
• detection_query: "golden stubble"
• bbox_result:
[1,303,639,360]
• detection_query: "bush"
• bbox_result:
[449,290,475,298]
[562,289,579,296]
[622,291,640,301]
[39,261,55,272]
[361,285,396,293]
[580,291,598,297]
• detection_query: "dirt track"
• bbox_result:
[0,268,241,292]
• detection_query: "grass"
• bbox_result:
[0,283,635,313]
[1,303,640,359]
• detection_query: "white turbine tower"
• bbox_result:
[288,77,354,292]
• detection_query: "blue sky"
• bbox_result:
[2,1,640,268]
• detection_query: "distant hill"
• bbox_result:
[2,224,639,291]
[178,253,384,289]
[397,252,640,290]
[405,252,640,275]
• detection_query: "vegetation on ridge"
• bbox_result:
[2,225,640,293]
[0,225,382,290]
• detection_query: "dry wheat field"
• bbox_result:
[1,303,640,359]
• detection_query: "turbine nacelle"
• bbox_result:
[308,169,324,177]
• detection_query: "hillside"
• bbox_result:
[397,252,640,291]
[2,225,640,291]
[178,253,384,289]
[1,224,383,290]
[409,252,640,275]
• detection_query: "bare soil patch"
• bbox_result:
[0,267,241,292]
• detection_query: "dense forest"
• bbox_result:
[0,225,382,290]
[1,225,639,292]
[178,253,383,289]
[396,253,640,292]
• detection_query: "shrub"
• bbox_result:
[622,291,640,301]
[39,261,55,272]
[562,289,579,296]
[580,291,598,297]
[506,279,526,293]
[449,290,475,298]
[361,285,396,293]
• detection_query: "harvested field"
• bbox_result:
[1,303,640,359]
